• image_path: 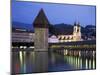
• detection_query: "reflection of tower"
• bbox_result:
[33,9,49,72]
[73,22,81,41]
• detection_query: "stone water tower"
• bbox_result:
[33,8,50,72]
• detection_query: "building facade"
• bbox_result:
[48,35,59,43]
[12,28,34,43]
[58,22,82,42]
[12,22,82,43]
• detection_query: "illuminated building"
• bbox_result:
[58,22,82,42]
[12,28,34,43]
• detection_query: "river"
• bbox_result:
[11,48,96,74]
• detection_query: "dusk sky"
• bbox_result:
[12,0,96,29]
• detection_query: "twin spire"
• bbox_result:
[74,21,80,26]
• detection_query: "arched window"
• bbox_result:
[77,28,79,32]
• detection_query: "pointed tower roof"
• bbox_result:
[74,21,80,27]
[33,9,50,28]
[77,22,80,27]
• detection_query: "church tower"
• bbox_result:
[73,22,81,41]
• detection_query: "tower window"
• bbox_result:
[77,29,79,32]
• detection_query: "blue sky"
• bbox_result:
[12,0,96,28]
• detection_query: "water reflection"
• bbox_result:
[34,51,48,73]
[12,49,48,74]
[64,55,96,70]
[12,48,96,74]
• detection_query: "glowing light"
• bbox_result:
[29,46,34,48]
[79,51,81,57]
[23,52,26,73]
[80,58,82,69]
[93,59,96,69]
[89,60,91,69]
[77,57,80,68]
[19,51,23,65]
[20,46,23,49]
[85,59,88,69]
[23,46,27,49]
[75,57,78,68]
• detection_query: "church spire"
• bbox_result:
[74,21,77,26]
[74,21,80,27]
[77,22,80,27]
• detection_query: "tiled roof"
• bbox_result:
[33,8,50,28]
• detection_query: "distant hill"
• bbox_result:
[85,25,96,29]
[52,23,73,35]
[49,23,85,35]
[85,25,96,37]
[12,22,96,37]
[49,24,96,37]
[12,22,34,31]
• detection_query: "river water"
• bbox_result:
[11,48,96,74]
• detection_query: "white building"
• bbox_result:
[48,35,59,43]
[58,22,82,42]
[12,28,34,42]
